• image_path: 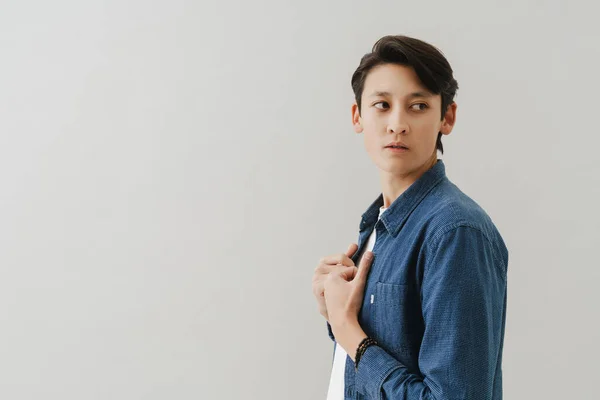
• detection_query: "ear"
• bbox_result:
[440,102,457,136]
[351,102,363,133]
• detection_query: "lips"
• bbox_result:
[385,140,409,149]
[385,142,409,149]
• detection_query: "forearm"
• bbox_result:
[353,226,507,399]
[354,340,499,400]
[354,344,429,399]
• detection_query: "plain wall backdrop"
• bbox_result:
[1,0,599,399]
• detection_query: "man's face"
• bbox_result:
[352,63,456,177]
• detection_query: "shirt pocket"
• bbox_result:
[372,281,421,354]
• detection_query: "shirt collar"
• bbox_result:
[359,158,447,237]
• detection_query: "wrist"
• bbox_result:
[332,319,367,362]
[353,336,378,371]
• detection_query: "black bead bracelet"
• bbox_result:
[354,336,378,371]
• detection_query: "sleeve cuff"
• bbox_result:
[354,344,405,398]
[326,321,335,342]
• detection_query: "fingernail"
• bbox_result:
[365,251,373,260]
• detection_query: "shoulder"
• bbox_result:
[416,177,509,267]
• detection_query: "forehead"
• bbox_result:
[363,63,433,98]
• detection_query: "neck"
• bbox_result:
[380,152,438,208]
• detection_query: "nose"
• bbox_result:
[387,110,409,135]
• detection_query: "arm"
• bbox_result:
[354,225,508,399]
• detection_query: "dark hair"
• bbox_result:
[351,35,459,155]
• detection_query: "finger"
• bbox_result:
[346,243,358,258]
[319,254,355,268]
[355,251,374,285]
[315,254,354,274]
[341,266,359,281]
[333,264,356,278]
[319,244,358,267]
[315,265,351,299]
[325,267,347,285]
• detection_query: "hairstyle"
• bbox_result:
[351,35,459,154]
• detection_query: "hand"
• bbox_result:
[312,243,359,322]
[323,249,373,329]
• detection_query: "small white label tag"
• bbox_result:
[370,294,374,304]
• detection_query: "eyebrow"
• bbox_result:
[368,90,434,99]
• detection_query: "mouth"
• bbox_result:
[385,144,410,153]
[385,141,410,150]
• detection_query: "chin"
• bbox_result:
[376,160,412,175]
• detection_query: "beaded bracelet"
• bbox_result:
[354,336,378,371]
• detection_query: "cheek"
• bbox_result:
[362,119,383,143]
[364,136,386,162]
[363,133,379,154]
[414,121,441,144]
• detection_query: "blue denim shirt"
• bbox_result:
[326,159,508,399]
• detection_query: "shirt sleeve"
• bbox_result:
[354,225,508,399]
[327,320,336,342]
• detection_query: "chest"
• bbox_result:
[352,220,426,356]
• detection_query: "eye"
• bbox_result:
[373,101,389,110]
[410,103,428,111]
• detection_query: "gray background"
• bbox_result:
[1,0,598,399]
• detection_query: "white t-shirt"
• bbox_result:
[326,205,387,400]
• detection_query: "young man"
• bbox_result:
[312,35,508,399]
